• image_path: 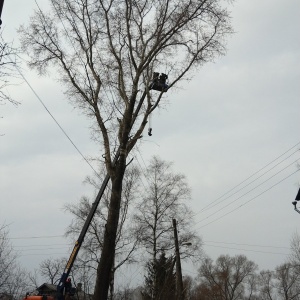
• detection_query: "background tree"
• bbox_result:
[0,35,19,106]
[244,272,260,300]
[142,252,176,300]
[36,255,96,298]
[19,0,233,297]
[259,265,300,300]
[259,270,275,300]
[182,276,198,300]
[133,156,203,262]
[132,156,203,298]
[0,223,29,299]
[289,232,300,267]
[65,156,202,298]
[39,257,66,285]
[197,254,258,300]
[64,165,141,299]
[274,263,300,300]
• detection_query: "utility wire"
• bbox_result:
[9,234,64,239]
[0,32,99,176]
[8,57,100,177]
[203,240,290,250]
[199,150,300,215]
[195,158,300,225]
[16,1,101,178]
[13,240,290,251]
[134,148,151,189]
[181,268,198,276]
[196,168,300,230]
[125,265,145,287]
[132,154,148,190]
[19,252,67,257]
[17,246,70,252]
[203,244,289,256]
[198,141,300,213]
[12,239,291,257]
[136,147,148,170]
[14,243,72,248]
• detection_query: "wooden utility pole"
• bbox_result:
[173,218,184,300]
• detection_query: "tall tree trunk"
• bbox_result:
[109,268,115,300]
[93,164,125,300]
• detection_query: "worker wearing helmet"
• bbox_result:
[64,278,72,300]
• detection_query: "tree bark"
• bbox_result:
[93,164,126,300]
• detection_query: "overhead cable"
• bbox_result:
[195,158,300,225]
[9,234,64,239]
[203,244,289,256]
[196,168,300,229]
[199,149,300,215]
[198,141,300,213]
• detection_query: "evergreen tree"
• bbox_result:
[142,252,176,300]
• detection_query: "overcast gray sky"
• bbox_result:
[1,0,300,287]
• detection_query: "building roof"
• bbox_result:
[37,283,57,291]
[0,294,13,300]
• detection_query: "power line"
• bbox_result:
[203,244,289,256]
[194,158,300,225]
[181,268,198,276]
[182,266,300,282]
[14,243,72,248]
[19,252,67,257]
[133,158,148,190]
[17,246,70,252]
[203,240,290,250]
[11,3,100,179]
[196,168,300,230]
[9,234,64,240]
[133,149,150,190]
[126,265,145,287]
[12,239,290,257]
[198,141,300,214]
[8,57,100,177]
[199,150,300,215]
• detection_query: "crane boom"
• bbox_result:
[56,161,117,297]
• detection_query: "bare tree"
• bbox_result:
[27,269,41,291]
[0,224,16,293]
[259,270,275,300]
[0,34,19,106]
[132,156,202,299]
[197,254,258,300]
[259,264,300,300]
[0,31,20,136]
[38,255,96,298]
[19,0,233,297]
[182,276,197,300]
[0,223,30,299]
[244,273,260,300]
[64,165,141,299]
[289,232,300,267]
[39,258,66,285]
[133,156,203,260]
[274,263,300,300]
